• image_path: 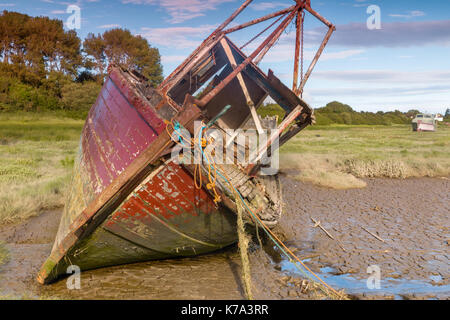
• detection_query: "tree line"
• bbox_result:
[0,10,163,118]
[258,101,446,126]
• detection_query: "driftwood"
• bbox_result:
[361,226,386,243]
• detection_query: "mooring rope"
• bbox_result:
[236,198,254,300]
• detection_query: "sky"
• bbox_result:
[2,0,450,113]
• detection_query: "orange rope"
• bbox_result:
[166,119,221,204]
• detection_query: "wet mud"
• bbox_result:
[0,174,448,300]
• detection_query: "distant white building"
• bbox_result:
[434,114,444,122]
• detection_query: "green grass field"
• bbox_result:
[0,113,83,224]
[0,113,449,223]
[280,124,450,188]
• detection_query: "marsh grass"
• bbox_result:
[281,125,450,189]
[0,241,8,266]
[1,113,449,221]
[0,113,83,223]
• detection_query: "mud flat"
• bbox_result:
[0,175,448,300]
[276,173,449,300]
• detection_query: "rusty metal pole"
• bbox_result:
[223,5,296,34]
[253,10,298,65]
[251,104,304,163]
[159,0,254,91]
[304,5,334,28]
[293,9,302,91]
[240,13,287,50]
[296,25,335,96]
[198,7,299,107]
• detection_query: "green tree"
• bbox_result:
[0,11,82,79]
[61,81,102,115]
[316,101,354,113]
[0,11,28,63]
[405,109,420,118]
[83,33,106,78]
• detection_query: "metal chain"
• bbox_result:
[301,10,305,85]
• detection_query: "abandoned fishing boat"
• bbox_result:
[412,114,437,132]
[38,0,335,284]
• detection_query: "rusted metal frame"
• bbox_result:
[250,104,303,165]
[293,9,302,91]
[240,66,297,113]
[296,25,334,96]
[165,34,226,99]
[253,9,298,65]
[160,0,254,92]
[278,120,310,147]
[304,4,334,28]
[219,38,264,135]
[166,94,184,112]
[224,37,304,116]
[37,104,201,284]
[159,34,223,94]
[240,13,287,50]
[223,5,296,34]
[224,92,268,151]
[198,7,299,108]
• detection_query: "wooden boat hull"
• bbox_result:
[38,68,247,283]
[46,160,238,280]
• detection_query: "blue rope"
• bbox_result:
[173,120,184,145]
[196,125,311,279]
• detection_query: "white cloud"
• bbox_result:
[140,24,216,48]
[258,41,365,63]
[312,70,450,84]
[97,24,121,29]
[304,69,450,112]
[249,1,289,11]
[315,20,450,48]
[309,85,449,99]
[389,10,426,19]
[161,55,186,64]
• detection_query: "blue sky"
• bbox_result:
[2,0,450,113]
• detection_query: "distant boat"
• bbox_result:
[412,114,437,132]
[434,114,444,122]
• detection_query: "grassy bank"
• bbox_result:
[0,113,83,224]
[280,124,450,189]
[0,113,449,223]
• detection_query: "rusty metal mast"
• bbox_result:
[159,0,336,100]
